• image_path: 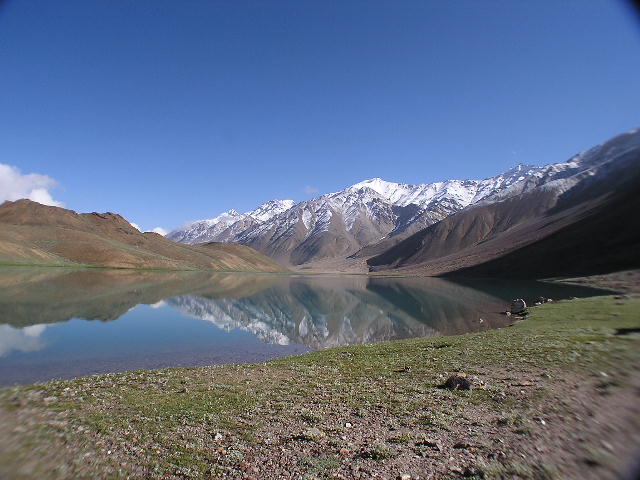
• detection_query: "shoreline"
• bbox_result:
[4,262,639,285]
[1,290,639,479]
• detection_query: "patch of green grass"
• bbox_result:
[298,455,340,472]
[497,414,528,427]
[299,409,324,424]
[361,443,396,460]
[387,433,413,444]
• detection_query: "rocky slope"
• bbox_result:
[169,130,637,266]
[0,200,287,272]
[368,128,640,277]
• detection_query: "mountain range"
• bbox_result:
[1,128,637,278]
[168,128,640,277]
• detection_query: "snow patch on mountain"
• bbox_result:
[168,199,294,244]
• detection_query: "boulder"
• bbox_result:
[510,298,527,314]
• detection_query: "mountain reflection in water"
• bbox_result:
[0,268,611,386]
[166,276,513,349]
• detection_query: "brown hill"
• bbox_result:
[0,200,287,272]
[367,131,640,278]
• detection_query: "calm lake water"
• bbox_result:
[0,268,612,387]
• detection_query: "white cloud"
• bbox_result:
[303,185,319,195]
[129,223,166,235]
[0,324,48,357]
[0,163,64,207]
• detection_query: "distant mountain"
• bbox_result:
[0,199,287,272]
[169,199,295,245]
[367,128,640,277]
[168,130,637,266]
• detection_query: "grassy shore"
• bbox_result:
[1,295,639,479]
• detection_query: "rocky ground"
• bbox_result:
[1,286,639,479]
[291,256,370,274]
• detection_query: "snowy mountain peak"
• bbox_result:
[349,178,406,199]
[249,199,295,222]
[352,177,394,190]
[168,129,640,261]
[502,164,538,176]
[209,209,242,224]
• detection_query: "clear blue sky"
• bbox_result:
[1,0,639,232]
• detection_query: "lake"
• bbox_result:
[0,268,612,387]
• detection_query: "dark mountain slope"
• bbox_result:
[367,129,640,277]
[443,165,640,278]
[367,187,560,271]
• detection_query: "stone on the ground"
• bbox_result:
[443,374,472,391]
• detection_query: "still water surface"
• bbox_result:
[0,268,611,386]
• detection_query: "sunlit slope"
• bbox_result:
[0,199,287,272]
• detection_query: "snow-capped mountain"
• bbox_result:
[167,168,542,259]
[169,199,295,244]
[168,129,637,265]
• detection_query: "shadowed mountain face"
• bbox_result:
[443,164,640,279]
[0,200,286,272]
[368,129,640,277]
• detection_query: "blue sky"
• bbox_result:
[0,0,639,232]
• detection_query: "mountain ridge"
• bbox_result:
[168,129,637,267]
